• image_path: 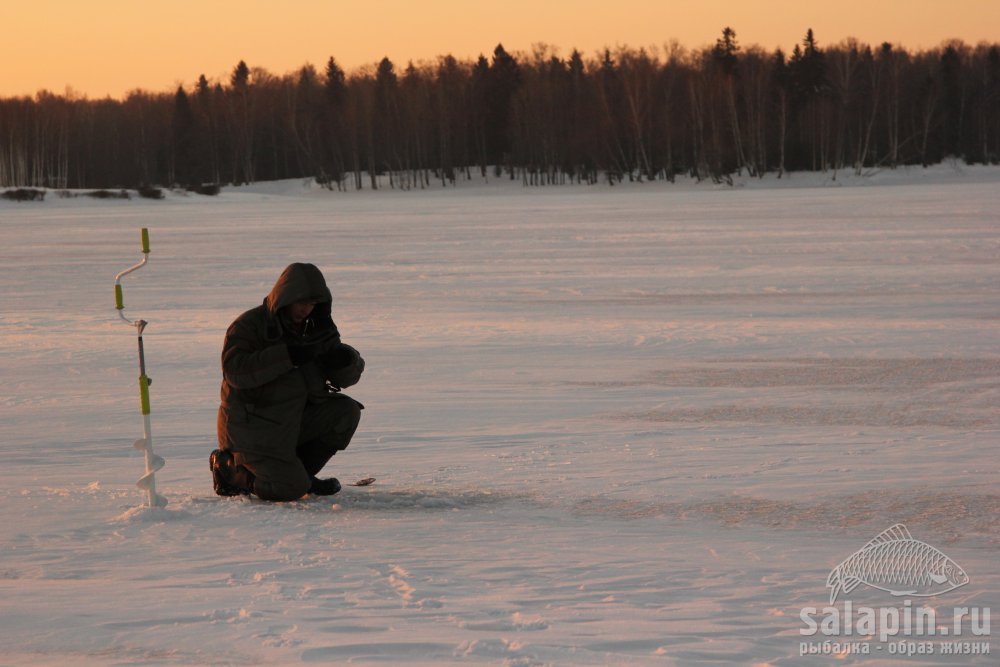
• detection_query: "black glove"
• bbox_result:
[317,343,355,370]
[318,344,365,389]
[300,325,339,349]
[287,343,317,366]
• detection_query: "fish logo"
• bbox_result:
[826,524,969,604]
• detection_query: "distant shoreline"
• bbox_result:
[4,162,1000,206]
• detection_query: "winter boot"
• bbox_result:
[308,476,341,496]
[210,449,255,497]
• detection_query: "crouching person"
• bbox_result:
[211,262,365,500]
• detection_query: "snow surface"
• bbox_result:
[1,165,998,665]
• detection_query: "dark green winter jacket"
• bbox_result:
[217,263,339,459]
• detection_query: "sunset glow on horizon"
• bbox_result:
[5,0,999,99]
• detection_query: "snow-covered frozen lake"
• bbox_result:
[2,167,998,665]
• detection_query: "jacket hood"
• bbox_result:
[265,263,332,316]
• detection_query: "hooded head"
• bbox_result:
[265,263,333,321]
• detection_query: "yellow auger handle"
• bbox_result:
[139,374,151,415]
[115,228,150,310]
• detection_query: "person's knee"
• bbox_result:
[249,465,310,502]
[331,401,361,451]
[254,476,310,501]
[342,400,362,432]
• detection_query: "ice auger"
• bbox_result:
[115,228,167,508]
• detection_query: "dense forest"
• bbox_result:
[2,29,999,190]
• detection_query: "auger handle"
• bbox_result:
[115,228,150,315]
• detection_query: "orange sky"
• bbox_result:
[4,0,999,99]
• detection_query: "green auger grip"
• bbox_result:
[141,228,150,254]
[139,374,151,415]
[115,284,124,310]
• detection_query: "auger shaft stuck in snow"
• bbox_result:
[115,228,167,508]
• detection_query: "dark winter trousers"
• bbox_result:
[234,394,361,501]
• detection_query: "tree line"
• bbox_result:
[2,30,999,190]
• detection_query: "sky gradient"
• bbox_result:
[5,0,999,99]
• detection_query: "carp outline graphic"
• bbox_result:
[826,524,969,604]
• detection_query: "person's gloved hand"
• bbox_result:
[318,343,355,370]
[287,343,317,367]
[318,344,365,389]
[301,316,339,347]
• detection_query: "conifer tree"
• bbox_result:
[171,85,199,186]
[485,44,521,176]
[322,57,347,187]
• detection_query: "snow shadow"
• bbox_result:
[335,487,524,512]
[608,358,1000,428]
[173,486,528,515]
[572,489,1000,545]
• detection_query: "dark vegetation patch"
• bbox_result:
[137,186,164,200]
[187,183,220,196]
[2,188,45,201]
